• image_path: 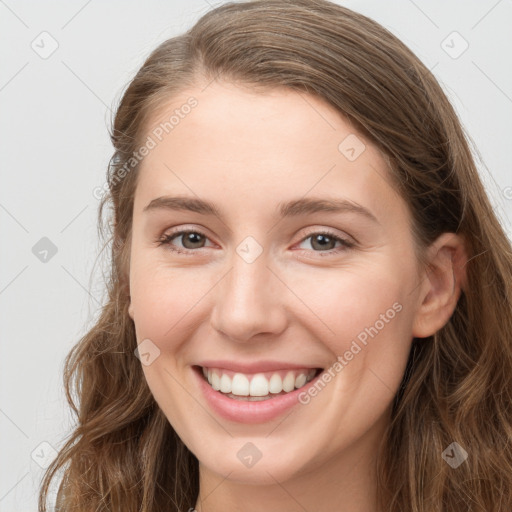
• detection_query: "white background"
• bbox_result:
[1,0,511,510]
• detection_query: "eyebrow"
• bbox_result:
[143,195,379,224]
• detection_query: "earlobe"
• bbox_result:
[412,233,468,338]
[128,300,134,320]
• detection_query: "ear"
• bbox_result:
[119,272,134,320]
[125,281,134,321]
[412,232,468,338]
[128,298,134,320]
[120,273,134,321]
[117,232,134,321]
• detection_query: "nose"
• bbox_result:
[210,248,288,343]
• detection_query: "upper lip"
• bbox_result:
[196,360,323,373]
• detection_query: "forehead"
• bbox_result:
[134,81,402,224]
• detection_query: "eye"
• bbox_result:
[157,229,213,255]
[296,230,354,255]
[157,228,354,256]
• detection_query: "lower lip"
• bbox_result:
[193,366,321,424]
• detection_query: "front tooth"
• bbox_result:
[211,370,221,391]
[295,373,307,388]
[269,373,283,394]
[250,374,269,396]
[231,373,250,396]
[202,367,208,378]
[220,373,232,393]
[282,371,295,392]
[207,368,212,383]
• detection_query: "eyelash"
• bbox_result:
[156,228,355,257]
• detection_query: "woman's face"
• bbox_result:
[128,80,426,484]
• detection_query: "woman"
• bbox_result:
[39,0,512,510]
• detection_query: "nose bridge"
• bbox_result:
[210,238,286,342]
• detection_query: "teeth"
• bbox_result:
[210,371,221,391]
[295,373,307,388]
[250,374,269,397]
[220,373,232,393]
[282,371,295,392]
[202,367,317,398]
[269,373,283,393]
[232,373,250,396]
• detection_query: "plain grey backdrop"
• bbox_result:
[1,0,511,510]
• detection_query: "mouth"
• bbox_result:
[193,365,323,401]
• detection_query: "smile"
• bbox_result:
[199,366,321,401]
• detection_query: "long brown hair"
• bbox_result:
[39,1,512,510]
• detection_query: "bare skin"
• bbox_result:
[127,80,467,512]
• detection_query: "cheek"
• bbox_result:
[283,259,416,407]
[285,267,415,447]
[285,260,412,348]
[129,259,205,427]
[129,252,206,339]
[129,259,225,391]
